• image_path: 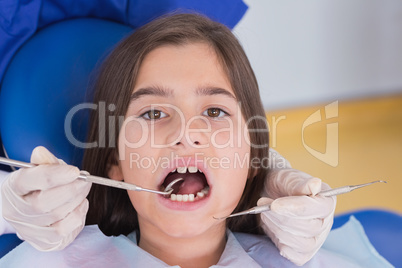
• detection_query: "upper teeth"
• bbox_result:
[176,166,199,174]
[188,166,198,173]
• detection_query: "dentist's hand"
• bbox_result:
[1,146,91,251]
[259,168,336,266]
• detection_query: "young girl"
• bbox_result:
[1,13,348,267]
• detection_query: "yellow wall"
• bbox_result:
[266,94,402,214]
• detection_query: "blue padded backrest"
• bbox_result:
[333,209,402,267]
[0,18,133,167]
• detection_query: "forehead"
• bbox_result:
[133,42,233,96]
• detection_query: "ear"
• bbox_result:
[108,164,124,181]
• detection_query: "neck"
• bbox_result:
[138,221,227,268]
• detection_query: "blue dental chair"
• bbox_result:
[332,209,402,267]
[0,18,133,167]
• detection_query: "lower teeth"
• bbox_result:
[170,187,209,202]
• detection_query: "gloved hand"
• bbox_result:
[1,146,91,251]
[260,149,336,266]
[0,170,16,235]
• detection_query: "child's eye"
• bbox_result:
[141,109,167,120]
[203,108,228,118]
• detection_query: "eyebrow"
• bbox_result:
[196,87,236,100]
[130,86,236,101]
[130,86,173,101]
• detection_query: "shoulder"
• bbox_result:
[233,232,276,252]
[232,232,363,268]
[233,232,299,267]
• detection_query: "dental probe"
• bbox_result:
[213,180,387,220]
[0,156,172,195]
[164,178,184,193]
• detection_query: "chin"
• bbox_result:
[159,217,224,239]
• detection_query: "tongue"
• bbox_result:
[177,174,206,195]
[163,172,207,195]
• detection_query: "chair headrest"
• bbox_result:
[0,18,132,167]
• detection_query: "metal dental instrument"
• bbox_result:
[315,180,387,197]
[164,178,184,193]
[213,180,387,220]
[0,156,172,195]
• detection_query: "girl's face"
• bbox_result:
[115,42,251,239]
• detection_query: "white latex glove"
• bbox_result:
[0,170,16,234]
[259,149,336,266]
[1,146,91,251]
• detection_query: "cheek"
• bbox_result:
[210,117,249,148]
[210,126,233,147]
[226,122,250,197]
[118,116,150,156]
[123,165,155,215]
[213,138,250,198]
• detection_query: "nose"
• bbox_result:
[172,116,210,149]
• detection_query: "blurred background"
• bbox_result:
[234,0,402,214]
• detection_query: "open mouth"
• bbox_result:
[161,166,210,202]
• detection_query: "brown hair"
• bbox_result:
[84,13,269,236]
